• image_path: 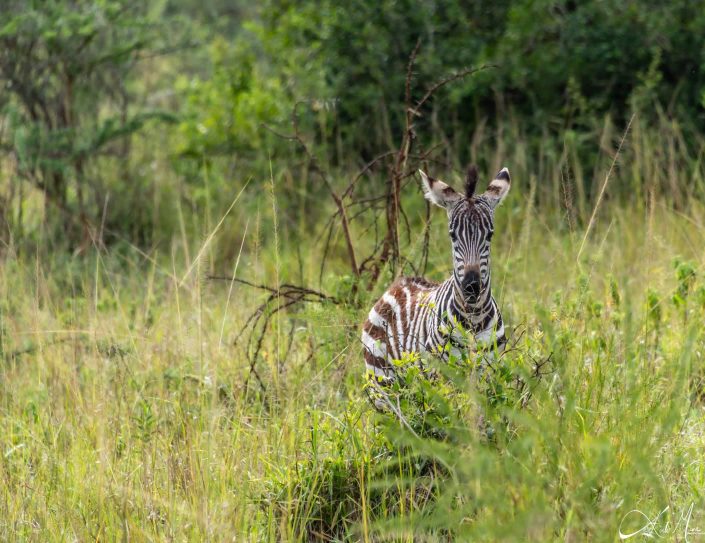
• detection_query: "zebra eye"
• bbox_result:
[449,231,457,242]
[487,231,494,242]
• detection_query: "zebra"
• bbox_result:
[361,165,511,386]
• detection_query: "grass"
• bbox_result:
[2,118,705,541]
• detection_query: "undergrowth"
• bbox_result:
[257,256,705,541]
[2,146,705,540]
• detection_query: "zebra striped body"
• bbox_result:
[362,166,511,382]
[362,274,505,379]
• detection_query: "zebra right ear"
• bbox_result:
[482,167,511,209]
[419,170,462,209]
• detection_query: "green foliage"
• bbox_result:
[260,404,376,540]
[0,0,179,242]
[281,275,704,541]
[176,36,289,159]
[237,0,705,159]
[672,257,698,319]
[2,0,705,249]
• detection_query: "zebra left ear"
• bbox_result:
[483,167,511,209]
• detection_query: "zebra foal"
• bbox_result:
[361,165,511,384]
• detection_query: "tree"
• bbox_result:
[0,0,175,245]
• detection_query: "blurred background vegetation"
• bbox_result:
[2,0,705,256]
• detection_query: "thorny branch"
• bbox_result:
[207,275,339,304]
[207,275,340,393]
[337,45,494,283]
[376,58,496,279]
[266,42,493,291]
[263,103,360,283]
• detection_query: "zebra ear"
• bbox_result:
[483,167,511,209]
[419,170,462,209]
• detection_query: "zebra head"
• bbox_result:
[418,165,511,304]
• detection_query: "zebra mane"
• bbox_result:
[465,164,478,198]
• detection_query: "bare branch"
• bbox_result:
[262,111,361,282]
[208,275,339,304]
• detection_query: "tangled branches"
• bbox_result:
[208,275,339,392]
[266,41,495,293]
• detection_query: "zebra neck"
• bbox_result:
[448,276,499,337]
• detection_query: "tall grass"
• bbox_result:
[1,116,705,541]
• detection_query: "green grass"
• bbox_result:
[2,122,705,540]
[1,203,704,541]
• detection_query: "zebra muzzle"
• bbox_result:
[462,269,481,300]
